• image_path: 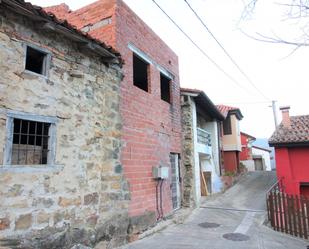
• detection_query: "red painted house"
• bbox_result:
[269,106,309,197]
[217,105,243,173]
[46,0,182,234]
[240,132,256,161]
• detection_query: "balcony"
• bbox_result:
[196,128,212,155]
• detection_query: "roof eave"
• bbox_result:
[269,141,309,148]
[2,0,119,63]
[181,90,224,120]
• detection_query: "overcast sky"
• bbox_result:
[30,0,309,138]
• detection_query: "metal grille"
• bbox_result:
[12,118,50,165]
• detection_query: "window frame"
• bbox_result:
[132,53,149,92]
[3,111,57,167]
[160,73,172,104]
[223,115,232,135]
[23,43,51,78]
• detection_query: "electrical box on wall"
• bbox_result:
[152,166,169,179]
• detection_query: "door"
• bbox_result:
[254,158,263,171]
[170,153,181,210]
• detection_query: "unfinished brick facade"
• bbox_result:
[0,2,130,248]
[47,0,182,233]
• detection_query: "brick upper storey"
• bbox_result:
[269,115,309,146]
[5,0,122,60]
[46,0,182,220]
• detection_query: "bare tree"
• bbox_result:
[241,0,309,47]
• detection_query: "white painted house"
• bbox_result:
[181,88,224,207]
[252,146,272,171]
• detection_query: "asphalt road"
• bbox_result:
[119,172,308,249]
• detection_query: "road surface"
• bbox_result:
[119,172,308,249]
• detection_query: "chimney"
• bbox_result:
[280,106,291,128]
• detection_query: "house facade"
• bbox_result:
[0,1,130,248]
[252,146,272,171]
[47,0,182,235]
[181,89,224,207]
[269,106,309,197]
[217,105,243,173]
[240,132,255,171]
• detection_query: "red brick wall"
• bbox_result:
[115,0,181,217]
[47,0,182,219]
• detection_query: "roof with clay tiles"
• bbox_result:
[216,105,243,120]
[269,115,309,146]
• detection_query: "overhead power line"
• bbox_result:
[183,0,270,101]
[151,0,258,97]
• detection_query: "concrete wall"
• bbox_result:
[0,9,129,248]
[252,147,271,171]
[222,114,241,151]
[241,160,255,171]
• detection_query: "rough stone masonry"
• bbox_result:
[0,4,130,249]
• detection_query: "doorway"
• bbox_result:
[170,153,181,210]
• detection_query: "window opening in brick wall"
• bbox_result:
[160,73,171,103]
[25,46,48,75]
[12,119,50,165]
[223,116,232,135]
[133,53,149,92]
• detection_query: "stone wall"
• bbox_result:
[0,8,130,249]
[180,96,196,208]
[46,0,183,235]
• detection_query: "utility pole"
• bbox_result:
[272,100,279,128]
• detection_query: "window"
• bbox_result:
[25,46,49,76]
[133,53,149,92]
[160,73,171,103]
[3,112,57,166]
[223,116,232,135]
[12,119,50,165]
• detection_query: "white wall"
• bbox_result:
[241,159,255,171]
[192,100,201,206]
[192,99,223,205]
[252,147,272,171]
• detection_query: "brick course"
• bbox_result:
[46,0,182,232]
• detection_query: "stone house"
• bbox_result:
[180,88,224,207]
[46,0,182,237]
[0,0,131,248]
[216,105,243,173]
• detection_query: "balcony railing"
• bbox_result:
[197,128,211,146]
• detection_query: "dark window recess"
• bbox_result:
[223,116,232,135]
[12,119,50,165]
[133,54,148,92]
[25,46,47,75]
[160,73,171,103]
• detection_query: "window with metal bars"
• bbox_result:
[11,119,51,165]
